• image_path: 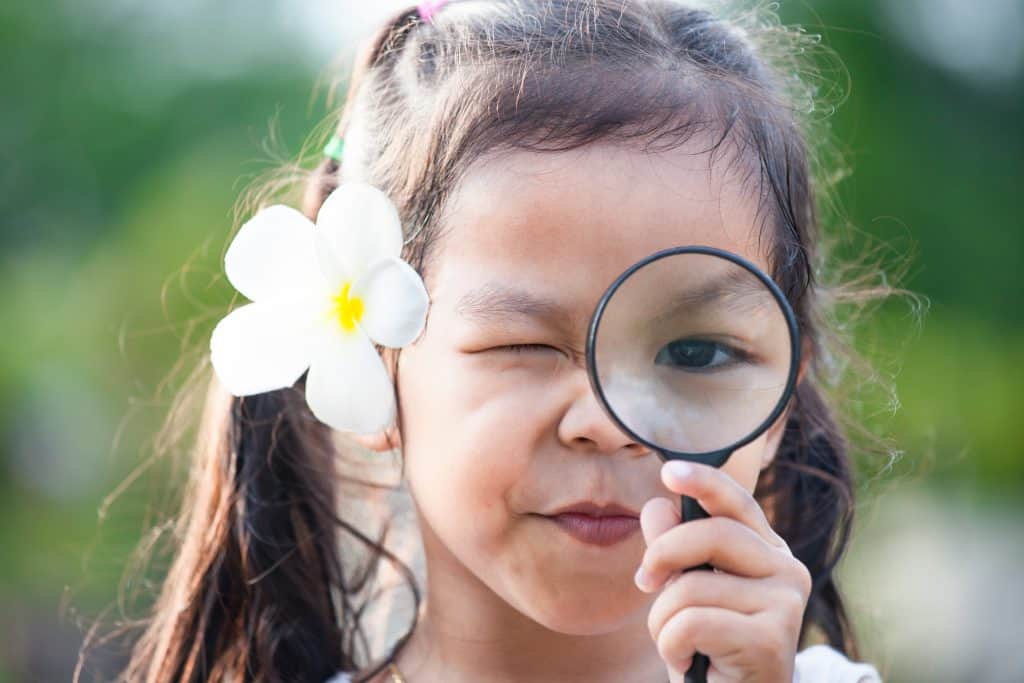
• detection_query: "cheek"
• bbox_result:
[721,431,774,493]
[393,337,564,542]
[718,402,789,492]
[388,335,672,633]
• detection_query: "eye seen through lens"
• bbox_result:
[654,338,748,372]
[588,248,798,456]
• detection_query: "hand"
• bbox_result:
[635,461,812,683]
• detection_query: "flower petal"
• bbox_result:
[225,205,324,302]
[352,256,430,348]
[314,230,349,292]
[315,183,403,283]
[304,328,396,434]
[209,300,314,396]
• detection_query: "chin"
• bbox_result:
[531,604,642,636]
[513,579,648,636]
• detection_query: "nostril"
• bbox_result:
[571,435,599,448]
[624,441,652,456]
[559,385,651,454]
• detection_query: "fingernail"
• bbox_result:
[634,566,653,592]
[665,460,694,480]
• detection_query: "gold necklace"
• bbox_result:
[387,662,407,683]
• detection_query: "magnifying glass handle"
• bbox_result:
[681,494,713,683]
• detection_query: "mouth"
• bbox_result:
[536,501,641,547]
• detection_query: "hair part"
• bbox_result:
[101,2,886,680]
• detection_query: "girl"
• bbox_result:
[115,1,888,681]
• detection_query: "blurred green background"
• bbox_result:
[1,1,1021,681]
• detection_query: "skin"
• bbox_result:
[356,141,812,683]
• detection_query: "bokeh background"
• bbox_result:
[2,0,1022,681]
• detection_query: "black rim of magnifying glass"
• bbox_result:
[585,245,802,467]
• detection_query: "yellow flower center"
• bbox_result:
[332,282,364,333]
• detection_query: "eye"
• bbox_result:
[496,343,559,354]
[654,339,747,372]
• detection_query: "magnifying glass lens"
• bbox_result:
[591,251,795,455]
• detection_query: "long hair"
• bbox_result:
[103,1,887,680]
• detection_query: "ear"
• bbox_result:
[796,334,813,385]
[350,422,402,453]
[759,336,813,470]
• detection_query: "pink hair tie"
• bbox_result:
[417,0,449,24]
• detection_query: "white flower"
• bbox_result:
[209,183,429,434]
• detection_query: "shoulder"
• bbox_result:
[794,644,883,683]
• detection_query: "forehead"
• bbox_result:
[428,141,768,321]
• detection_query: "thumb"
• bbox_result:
[639,496,680,546]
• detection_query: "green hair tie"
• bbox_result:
[323,135,344,161]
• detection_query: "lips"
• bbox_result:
[540,501,641,547]
[548,501,639,517]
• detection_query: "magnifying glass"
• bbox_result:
[585,246,800,683]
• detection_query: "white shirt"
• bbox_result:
[793,644,883,682]
[325,644,883,682]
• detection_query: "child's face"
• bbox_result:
[387,141,788,635]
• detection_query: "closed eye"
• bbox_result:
[496,343,559,354]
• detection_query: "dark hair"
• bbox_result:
[102,1,883,680]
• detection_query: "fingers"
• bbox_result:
[640,461,810,683]
[640,497,680,546]
[637,517,783,591]
[646,570,803,642]
[661,461,788,551]
[647,571,759,639]
[653,606,750,676]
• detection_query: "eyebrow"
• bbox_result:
[651,270,775,326]
[455,282,577,329]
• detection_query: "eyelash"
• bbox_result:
[496,343,556,354]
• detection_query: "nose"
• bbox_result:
[557,369,650,456]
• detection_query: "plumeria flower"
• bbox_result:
[209,182,429,434]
